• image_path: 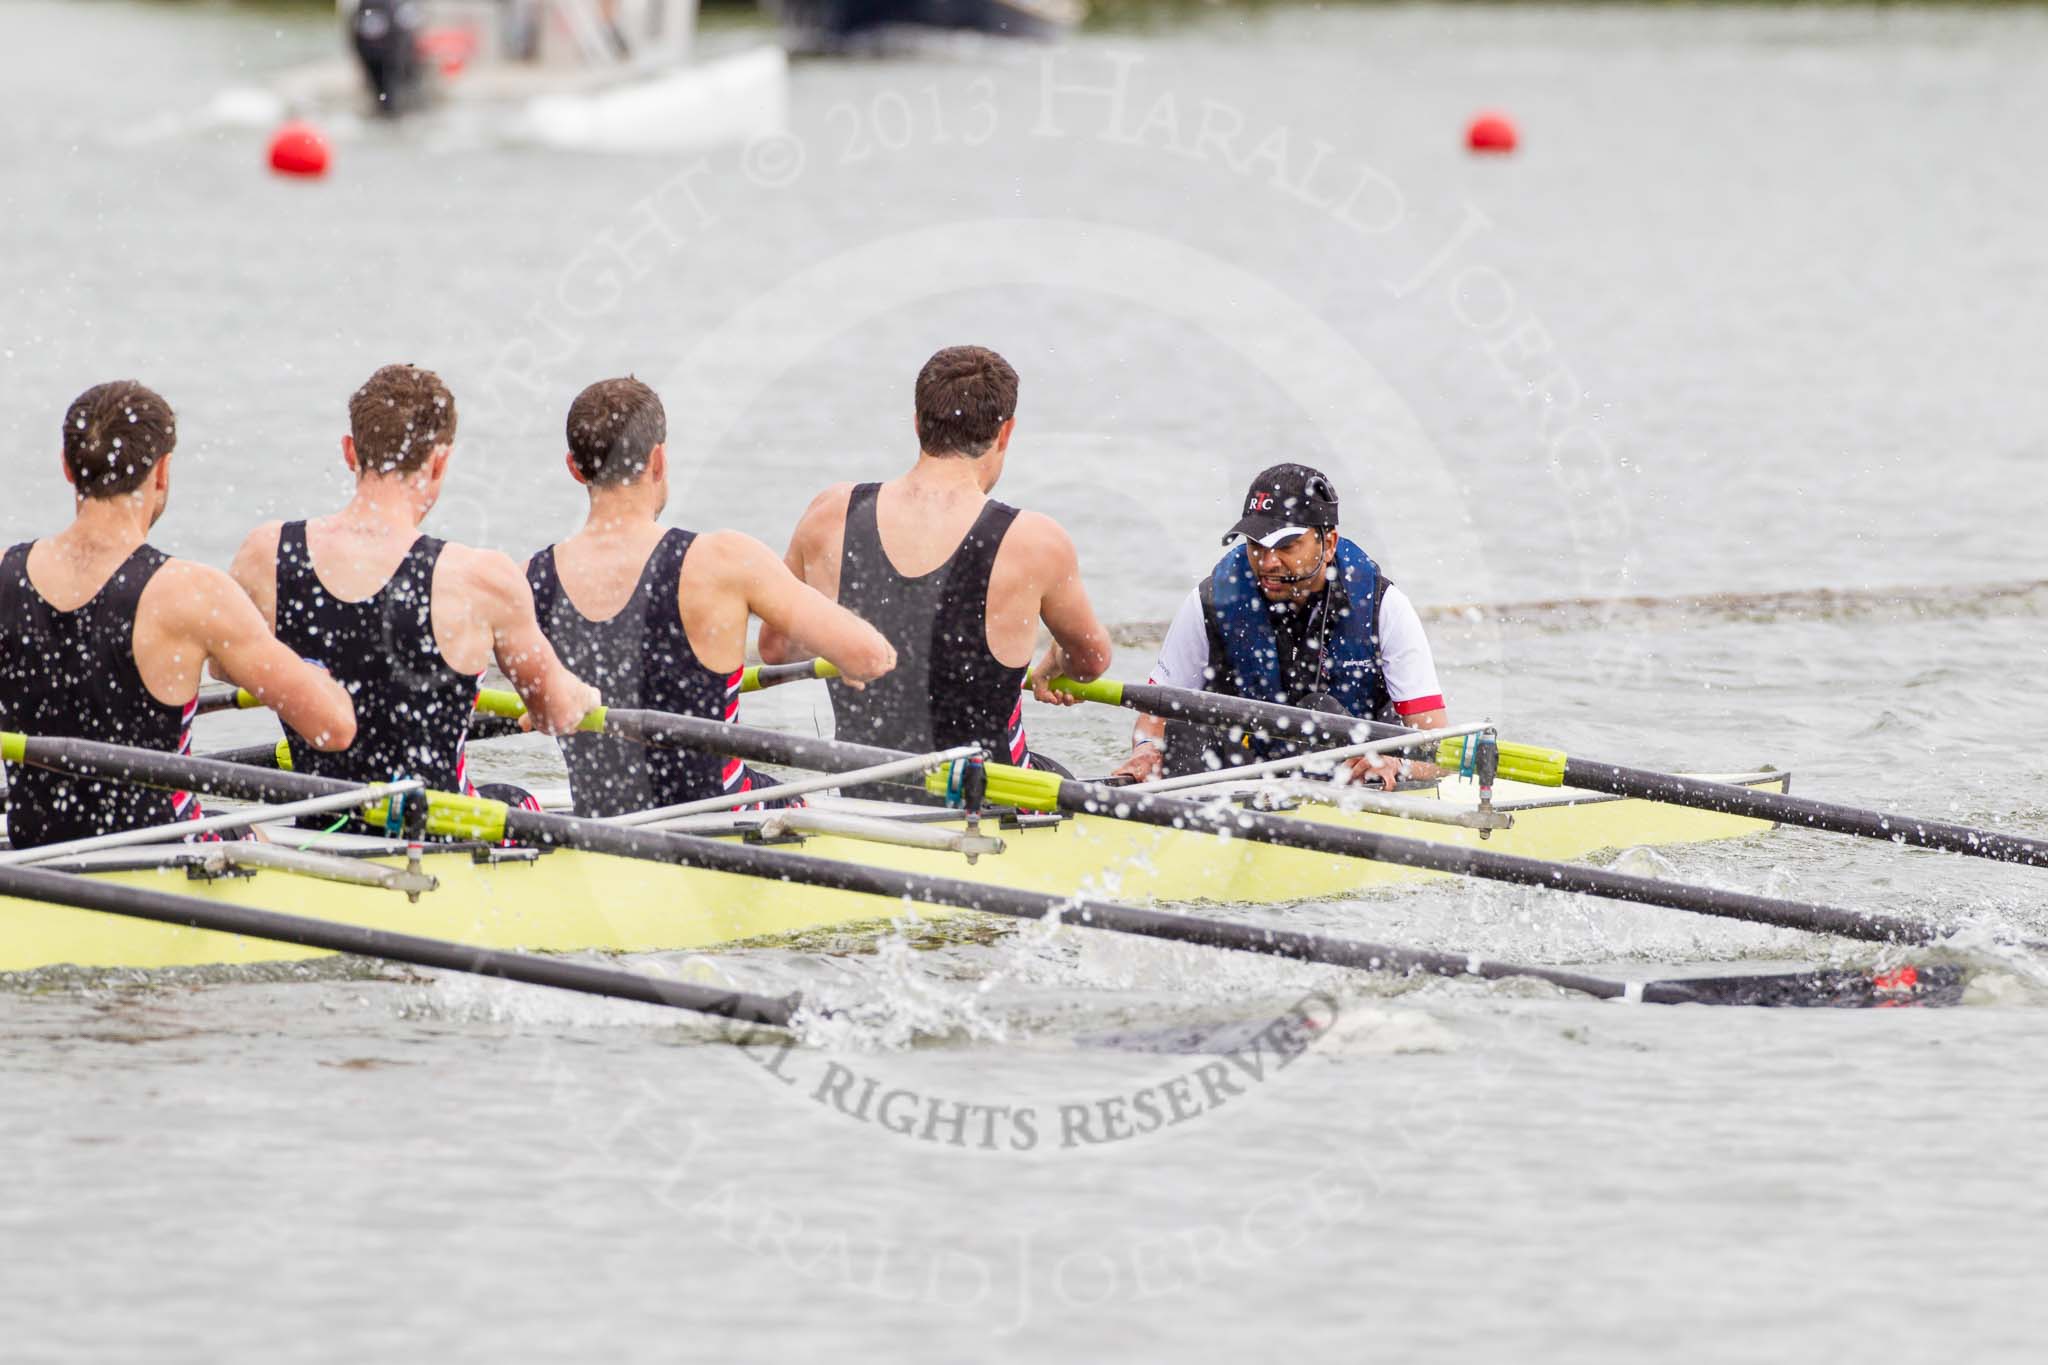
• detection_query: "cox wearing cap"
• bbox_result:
[1114,462,1449,786]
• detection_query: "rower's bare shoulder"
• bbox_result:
[687,528,776,577]
[800,482,858,516]
[143,558,253,628]
[1005,509,1081,569]
[438,542,529,603]
[792,482,857,542]
[228,519,284,575]
[425,546,531,638]
[234,520,284,550]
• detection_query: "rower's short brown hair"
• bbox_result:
[914,346,1018,457]
[566,377,666,486]
[63,381,176,499]
[349,364,456,474]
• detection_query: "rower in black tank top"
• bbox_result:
[273,521,479,792]
[528,528,779,818]
[828,482,1041,767]
[0,543,200,848]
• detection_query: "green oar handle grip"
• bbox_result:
[1048,677,1124,705]
[740,659,842,692]
[357,791,512,843]
[474,689,525,720]
[473,688,607,734]
[924,759,1064,811]
[192,685,262,717]
[1435,735,1568,788]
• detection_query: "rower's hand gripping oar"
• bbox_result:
[1049,676,2048,869]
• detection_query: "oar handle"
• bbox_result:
[473,688,607,734]
[1047,677,1567,785]
[740,659,841,692]
[1048,677,1123,706]
[195,684,260,716]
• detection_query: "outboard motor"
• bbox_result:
[351,0,425,117]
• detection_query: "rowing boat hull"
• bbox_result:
[0,774,1787,973]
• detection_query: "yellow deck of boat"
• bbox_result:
[0,773,1787,973]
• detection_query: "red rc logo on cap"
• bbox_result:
[1247,491,1276,512]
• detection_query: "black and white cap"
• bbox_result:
[1222,463,1341,547]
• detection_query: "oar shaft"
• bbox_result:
[1066,678,2048,869]
[1049,781,1939,946]
[601,706,919,773]
[0,780,421,867]
[1561,759,2048,867]
[201,740,291,769]
[615,745,980,826]
[502,801,1641,999]
[0,861,796,1025]
[466,690,915,772]
[1083,678,1407,745]
[15,739,351,809]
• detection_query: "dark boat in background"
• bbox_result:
[766,0,1082,54]
[350,0,429,116]
[297,1,787,152]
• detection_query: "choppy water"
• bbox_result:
[6,2,2048,1358]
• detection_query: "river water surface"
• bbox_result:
[5,2,2048,1359]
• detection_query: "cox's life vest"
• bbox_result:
[1166,537,1393,774]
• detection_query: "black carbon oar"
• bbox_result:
[1050,676,2048,869]
[464,693,1956,949]
[0,859,797,1025]
[986,769,1949,946]
[0,730,1953,1008]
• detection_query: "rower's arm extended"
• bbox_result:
[153,561,357,751]
[687,531,896,685]
[468,549,602,735]
[1023,515,1113,704]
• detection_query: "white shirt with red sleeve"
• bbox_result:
[1146,583,1446,718]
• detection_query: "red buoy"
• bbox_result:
[1466,112,1519,155]
[268,121,330,178]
